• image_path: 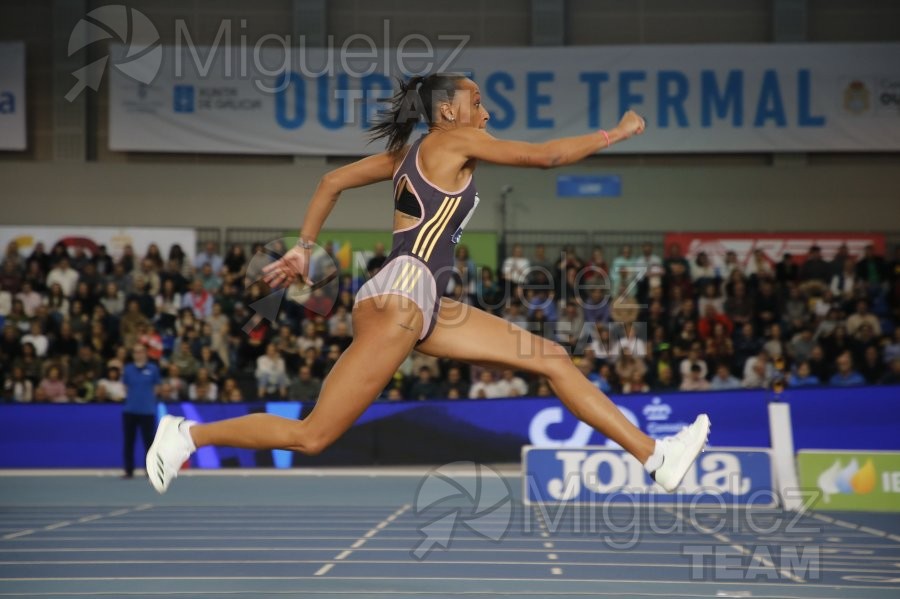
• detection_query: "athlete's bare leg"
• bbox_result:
[189,295,422,455]
[417,299,656,462]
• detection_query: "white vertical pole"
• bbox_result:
[768,401,802,511]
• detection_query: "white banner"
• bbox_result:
[109,43,900,155]
[0,41,26,150]
[0,226,197,263]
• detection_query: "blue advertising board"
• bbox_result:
[777,386,900,451]
[0,386,896,468]
[556,175,622,198]
[523,446,776,506]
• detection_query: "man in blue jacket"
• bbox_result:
[829,351,866,387]
[122,344,161,479]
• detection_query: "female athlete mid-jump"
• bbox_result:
[147,74,709,493]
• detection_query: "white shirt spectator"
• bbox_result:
[494,374,528,397]
[4,378,33,403]
[811,296,835,319]
[46,264,79,297]
[830,272,857,300]
[256,347,288,397]
[17,289,42,316]
[469,380,502,399]
[21,333,49,357]
[691,262,717,283]
[745,254,774,279]
[97,378,126,402]
[256,354,287,380]
[742,356,776,388]
[189,381,219,402]
[679,358,708,380]
[502,256,530,285]
[297,334,323,355]
[154,292,182,320]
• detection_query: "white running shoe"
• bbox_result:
[146,415,194,494]
[651,414,711,493]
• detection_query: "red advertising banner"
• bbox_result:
[664,232,885,267]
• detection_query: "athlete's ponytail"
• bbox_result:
[369,73,465,153]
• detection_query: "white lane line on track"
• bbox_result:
[313,504,412,578]
[3,546,897,559]
[1,504,154,540]
[19,558,895,571]
[858,526,887,537]
[668,509,805,584]
[0,574,889,589]
[77,515,102,523]
[7,534,896,549]
[812,512,897,541]
[534,504,563,578]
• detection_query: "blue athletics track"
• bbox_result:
[0,469,898,599]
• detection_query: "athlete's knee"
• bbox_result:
[294,435,331,456]
[298,435,331,456]
[288,421,334,456]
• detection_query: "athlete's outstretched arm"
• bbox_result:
[298,151,397,244]
[455,110,645,168]
[263,150,398,288]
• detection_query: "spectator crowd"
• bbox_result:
[1,236,899,404]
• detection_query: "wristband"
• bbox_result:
[296,238,313,250]
[599,129,610,149]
